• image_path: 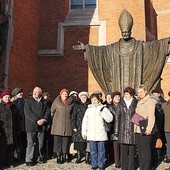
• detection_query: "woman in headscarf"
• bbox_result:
[71,91,90,163]
[0,90,20,168]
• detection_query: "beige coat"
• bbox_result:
[134,94,156,133]
[51,96,73,136]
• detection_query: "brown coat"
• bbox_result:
[51,96,73,136]
[134,95,156,133]
[162,101,170,132]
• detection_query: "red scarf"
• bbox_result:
[61,99,68,105]
[4,101,12,107]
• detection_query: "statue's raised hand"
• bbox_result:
[73,41,86,51]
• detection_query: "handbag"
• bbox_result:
[100,106,112,132]
[139,119,148,135]
[131,113,145,126]
[103,118,112,132]
[155,138,163,149]
[139,119,158,135]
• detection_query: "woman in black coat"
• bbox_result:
[107,91,122,169]
[119,87,138,170]
[0,90,20,169]
[71,91,90,163]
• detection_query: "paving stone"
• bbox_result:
[4,158,170,170]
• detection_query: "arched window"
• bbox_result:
[71,0,96,9]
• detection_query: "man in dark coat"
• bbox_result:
[24,87,50,166]
[12,87,26,161]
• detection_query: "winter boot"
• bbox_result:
[85,152,90,164]
[76,151,81,163]
[56,153,61,164]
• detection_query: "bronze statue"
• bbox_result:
[73,9,170,94]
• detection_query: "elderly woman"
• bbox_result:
[119,87,138,170]
[0,90,20,168]
[71,91,90,163]
[51,89,74,164]
[134,85,157,170]
[107,91,122,168]
[82,93,113,170]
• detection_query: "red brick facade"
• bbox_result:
[5,0,170,100]
[7,1,40,96]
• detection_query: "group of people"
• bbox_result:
[0,85,170,170]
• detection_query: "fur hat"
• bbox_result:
[78,91,88,98]
[12,88,23,96]
[0,90,11,98]
[69,91,78,96]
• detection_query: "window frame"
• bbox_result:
[70,0,96,9]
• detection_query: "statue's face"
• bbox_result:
[121,31,131,41]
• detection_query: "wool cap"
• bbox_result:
[0,90,11,98]
[69,91,78,96]
[111,91,121,98]
[78,91,88,98]
[105,92,112,97]
[43,92,50,97]
[152,89,160,94]
[93,91,102,96]
[59,89,69,96]
[12,88,23,96]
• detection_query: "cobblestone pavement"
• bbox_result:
[4,158,170,170]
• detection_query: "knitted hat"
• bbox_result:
[0,90,11,98]
[78,91,88,98]
[12,88,23,96]
[59,89,69,96]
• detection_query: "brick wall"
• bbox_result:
[8,1,40,96]
[152,0,170,100]
[38,27,91,100]
[7,0,170,100]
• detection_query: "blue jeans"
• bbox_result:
[89,141,106,168]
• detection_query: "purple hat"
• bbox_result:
[0,90,11,98]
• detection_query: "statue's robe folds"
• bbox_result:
[85,37,170,94]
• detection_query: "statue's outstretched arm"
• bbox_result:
[73,41,86,51]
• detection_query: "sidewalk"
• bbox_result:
[4,158,170,170]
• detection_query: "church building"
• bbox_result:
[0,0,170,99]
